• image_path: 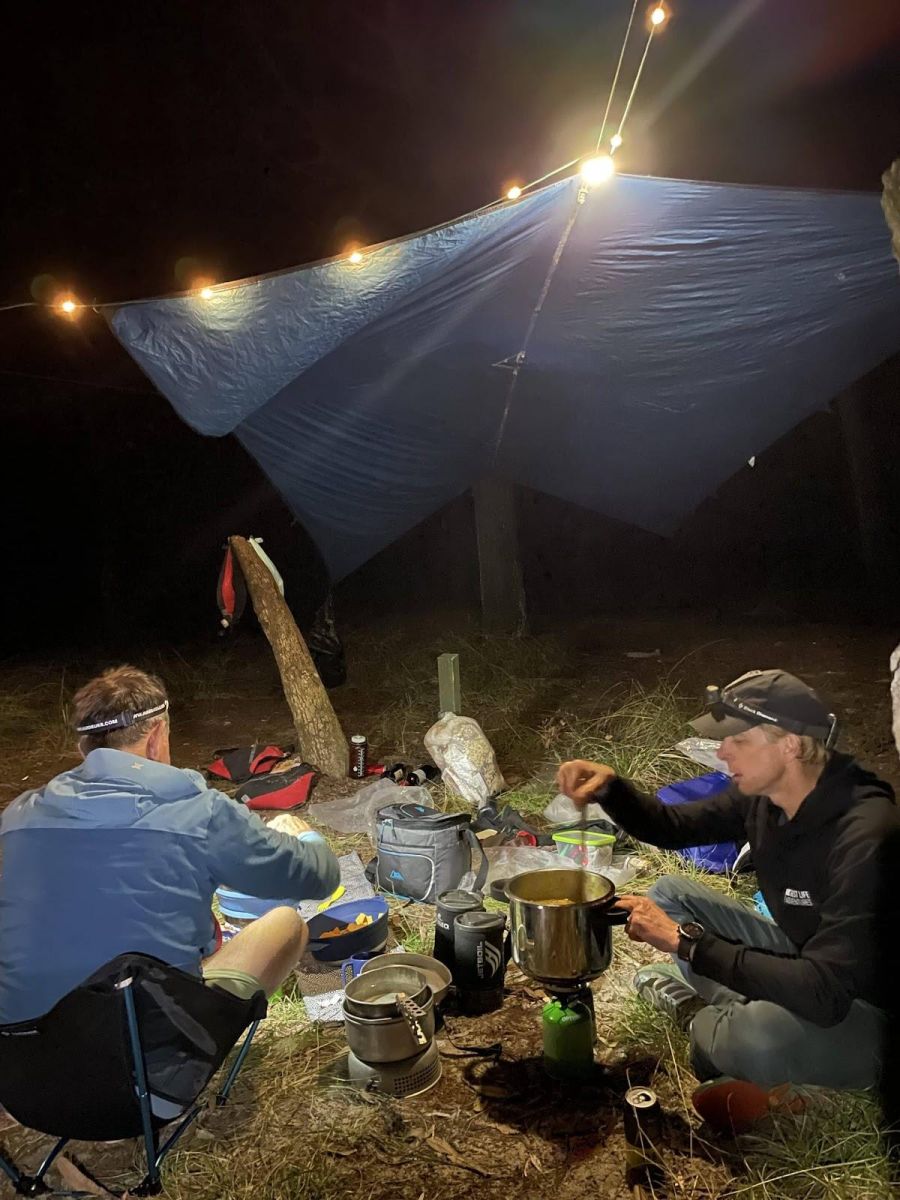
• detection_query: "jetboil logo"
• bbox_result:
[477,939,503,978]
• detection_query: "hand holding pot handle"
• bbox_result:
[556,759,617,807]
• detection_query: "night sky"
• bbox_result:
[3,1,900,646]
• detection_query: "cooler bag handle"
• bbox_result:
[465,827,489,892]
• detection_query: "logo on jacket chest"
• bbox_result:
[783,887,814,907]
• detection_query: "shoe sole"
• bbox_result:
[693,1080,805,1135]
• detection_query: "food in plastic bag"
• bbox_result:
[310,779,430,835]
[675,738,732,775]
[542,792,617,831]
[424,714,505,808]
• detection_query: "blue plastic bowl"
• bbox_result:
[215,887,298,922]
[306,898,389,963]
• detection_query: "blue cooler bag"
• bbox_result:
[656,771,737,874]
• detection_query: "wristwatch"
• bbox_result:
[677,921,704,963]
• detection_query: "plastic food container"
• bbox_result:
[551,830,615,872]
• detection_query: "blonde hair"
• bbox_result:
[762,725,829,766]
[72,665,168,754]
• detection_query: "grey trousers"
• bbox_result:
[648,875,885,1089]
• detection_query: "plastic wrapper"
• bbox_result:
[310,779,430,835]
[674,737,731,775]
[542,792,617,831]
[424,714,506,808]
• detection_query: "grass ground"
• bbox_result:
[0,618,896,1198]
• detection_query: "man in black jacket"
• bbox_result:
[558,669,895,1130]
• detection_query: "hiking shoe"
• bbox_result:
[692,1076,806,1136]
[633,962,707,1031]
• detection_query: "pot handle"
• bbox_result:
[396,994,429,1047]
[606,898,630,927]
[490,878,510,904]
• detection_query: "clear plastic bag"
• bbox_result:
[542,792,617,829]
[424,714,506,808]
[459,845,645,893]
[310,779,430,835]
[480,845,577,887]
[603,853,646,890]
[674,738,731,775]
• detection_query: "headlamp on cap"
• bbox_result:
[75,700,169,735]
[701,677,838,748]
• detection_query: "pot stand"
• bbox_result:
[347,1042,441,1099]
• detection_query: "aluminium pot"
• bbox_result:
[503,868,629,990]
[343,966,430,1020]
[343,992,436,1063]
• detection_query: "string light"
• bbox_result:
[580,155,616,186]
[649,4,668,28]
[54,295,80,317]
[11,5,669,319]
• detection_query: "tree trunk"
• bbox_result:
[835,378,887,597]
[472,475,527,634]
[882,158,900,268]
[229,536,348,777]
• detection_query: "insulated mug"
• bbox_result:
[434,889,484,974]
[453,910,510,1014]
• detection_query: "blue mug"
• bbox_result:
[340,951,383,987]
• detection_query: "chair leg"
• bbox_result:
[216,1019,260,1106]
[121,984,161,1197]
[0,1147,24,1189]
[0,1135,68,1196]
[150,1017,261,1181]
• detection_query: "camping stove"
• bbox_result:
[347,1041,441,1099]
[541,982,597,1082]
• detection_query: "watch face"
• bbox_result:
[681,922,703,941]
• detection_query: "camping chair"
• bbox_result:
[0,952,267,1197]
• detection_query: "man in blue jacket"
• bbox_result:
[0,665,341,1024]
[558,669,895,1132]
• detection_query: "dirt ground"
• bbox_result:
[0,611,897,1198]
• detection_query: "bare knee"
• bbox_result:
[263,906,307,951]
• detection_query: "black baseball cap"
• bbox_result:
[690,670,837,743]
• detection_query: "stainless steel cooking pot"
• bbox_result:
[342,993,436,1063]
[343,966,429,1019]
[504,868,628,989]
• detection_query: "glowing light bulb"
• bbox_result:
[650,5,667,26]
[580,155,616,186]
[610,134,623,150]
[60,299,76,314]
[506,185,522,201]
[348,250,363,264]
[200,286,214,300]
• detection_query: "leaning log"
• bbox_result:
[229,535,349,777]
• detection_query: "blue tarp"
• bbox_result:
[109,175,900,580]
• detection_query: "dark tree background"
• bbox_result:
[2,0,899,650]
